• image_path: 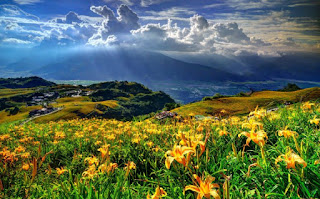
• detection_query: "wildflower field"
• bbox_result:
[1,102,320,198]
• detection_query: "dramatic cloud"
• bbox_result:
[130,13,268,53]
[213,22,250,43]
[103,0,175,7]
[88,4,140,45]
[13,0,42,5]
[2,38,32,44]
[64,12,82,24]
[0,4,39,21]
[0,3,318,56]
[141,0,174,7]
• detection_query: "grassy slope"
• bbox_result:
[174,87,320,116]
[33,97,118,123]
[0,96,118,124]
[0,105,42,124]
[0,88,35,99]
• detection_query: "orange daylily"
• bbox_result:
[98,163,118,174]
[124,161,136,171]
[82,165,97,179]
[216,126,229,136]
[278,126,298,138]
[56,167,68,175]
[249,106,266,119]
[178,132,206,156]
[124,161,136,176]
[22,163,30,171]
[14,145,26,153]
[165,145,195,169]
[185,174,220,199]
[241,119,263,131]
[98,144,110,160]
[302,102,315,110]
[275,149,307,169]
[310,116,320,125]
[238,129,268,147]
[147,186,167,199]
[85,156,99,166]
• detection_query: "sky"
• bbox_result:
[0,0,319,58]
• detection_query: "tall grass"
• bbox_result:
[0,102,319,198]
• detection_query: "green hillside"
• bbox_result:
[0,76,56,89]
[174,87,320,116]
[0,78,175,123]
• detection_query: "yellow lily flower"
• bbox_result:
[185,174,220,199]
[241,119,263,131]
[56,167,68,176]
[85,156,99,166]
[238,129,268,147]
[216,126,229,136]
[147,186,167,199]
[178,132,206,156]
[310,116,320,125]
[124,161,136,171]
[275,149,307,169]
[302,102,315,110]
[249,106,266,119]
[22,163,30,171]
[165,145,195,169]
[98,145,110,160]
[278,126,298,138]
[124,161,136,176]
[98,163,118,174]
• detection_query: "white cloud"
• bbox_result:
[2,38,32,44]
[0,3,318,56]
[141,0,173,7]
[288,2,320,7]
[104,0,135,6]
[13,0,42,5]
[90,4,139,34]
[129,14,269,54]
[117,4,140,30]
[87,4,140,44]
[145,7,196,18]
[0,4,39,21]
[87,34,118,46]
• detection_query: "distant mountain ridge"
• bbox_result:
[3,48,320,83]
[30,49,247,82]
[0,76,56,89]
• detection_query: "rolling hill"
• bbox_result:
[173,87,320,117]
[0,77,175,123]
[0,76,56,88]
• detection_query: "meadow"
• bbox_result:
[0,101,320,198]
[174,87,320,117]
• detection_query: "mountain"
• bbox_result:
[4,48,320,83]
[250,53,320,81]
[0,76,56,89]
[30,49,247,82]
[169,52,320,81]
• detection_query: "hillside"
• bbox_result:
[1,101,320,198]
[0,78,175,123]
[0,76,56,88]
[173,87,320,116]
